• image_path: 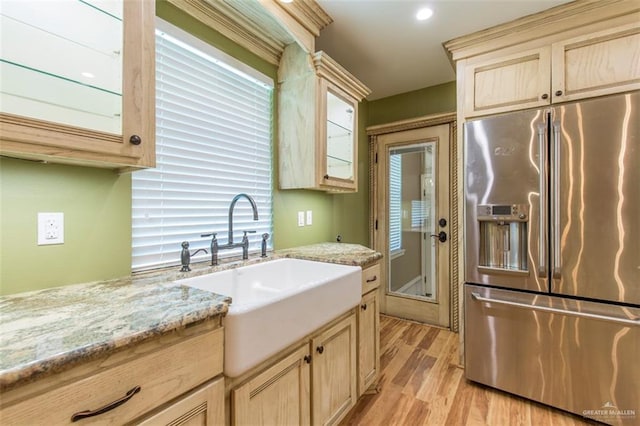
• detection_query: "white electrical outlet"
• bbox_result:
[38,212,64,245]
[306,210,313,225]
[297,211,305,227]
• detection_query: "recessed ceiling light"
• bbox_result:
[280,0,293,3]
[416,7,433,21]
[81,72,95,79]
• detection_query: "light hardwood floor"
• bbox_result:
[341,315,599,426]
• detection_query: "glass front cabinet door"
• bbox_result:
[0,0,155,170]
[320,81,358,190]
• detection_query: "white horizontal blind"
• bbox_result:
[388,154,402,252]
[132,21,273,271]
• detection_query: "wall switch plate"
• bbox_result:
[38,212,64,245]
[306,210,313,225]
[297,211,305,227]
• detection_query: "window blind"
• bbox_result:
[389,155,402,252]
[132,20,273,271]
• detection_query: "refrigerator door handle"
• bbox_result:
[470,292,640,327]
[551,121,562,278]
[538,123,547,277]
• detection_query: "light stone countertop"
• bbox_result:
[277,242,383,267]
[0,243,381,391]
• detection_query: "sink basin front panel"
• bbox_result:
[178,258,362,377]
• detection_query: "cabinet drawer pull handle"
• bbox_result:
[316,345,324,354]
[361,303,367,310]
[555,90,563,96]
[541,93,549,100]
[366,275,377,283]
[129,135,142,145]
[71,385,141,422]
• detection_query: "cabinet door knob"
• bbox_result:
[541,93,549,100]
[316,345,324,354]
[129,135,142,145]
[323,174,330,180]
[361,303,368,310]
[555,90,563,96]
[304,355,312,364]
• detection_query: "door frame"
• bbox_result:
[367,112,459,331]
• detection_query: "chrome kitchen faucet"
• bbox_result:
[202,193,259,265]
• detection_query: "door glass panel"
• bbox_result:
[326,90,354,180]
[388,142,437,302]
[0,0,123,134]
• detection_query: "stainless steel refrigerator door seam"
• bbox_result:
[470,292,640,326]
[537,122,548,278]
[551,120,562,279]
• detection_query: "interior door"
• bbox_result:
[376,124,451,327]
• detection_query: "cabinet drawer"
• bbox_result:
[361,263,381,295]
[1,328,223,425]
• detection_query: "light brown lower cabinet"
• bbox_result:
[357,289,380,396]
[138,378,224,425]
[358,262,381,396]
[311,314,357,426]
[231,313,357,426]
[232,344,311,425]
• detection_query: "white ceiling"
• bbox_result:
[315,0,572,100]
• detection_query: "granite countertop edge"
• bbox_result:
[0,304,224,391]
[0,243,381,391]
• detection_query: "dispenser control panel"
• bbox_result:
[477,204,528,221]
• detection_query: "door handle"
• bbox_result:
[430,231,447,243]
[471,293,640,327]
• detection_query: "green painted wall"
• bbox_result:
[0,158,132,295]
[367,81,456,125]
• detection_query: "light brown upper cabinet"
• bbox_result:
[278,45,370,192]
[551,23,640,103]
[0,0,155,171]
[463,46,552,116]
[449,2,640,118]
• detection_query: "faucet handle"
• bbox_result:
[201,232,217,238]
[242,230,257,236]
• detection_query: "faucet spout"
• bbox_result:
[228,193,259,244]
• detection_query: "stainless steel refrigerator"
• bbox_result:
[464,91,639,425]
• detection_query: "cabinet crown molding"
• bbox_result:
[443,0,640,62]
[314,51,371,101]
[168,0,332,65]
[274,0,333,37]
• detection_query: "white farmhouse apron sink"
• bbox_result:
[177,258,362,377]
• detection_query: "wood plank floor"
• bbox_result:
[340,315,600,426]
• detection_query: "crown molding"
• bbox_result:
[314,51,371,101]
[444,0,640,62]
[168,0,333,66]
[366,112,456,136]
